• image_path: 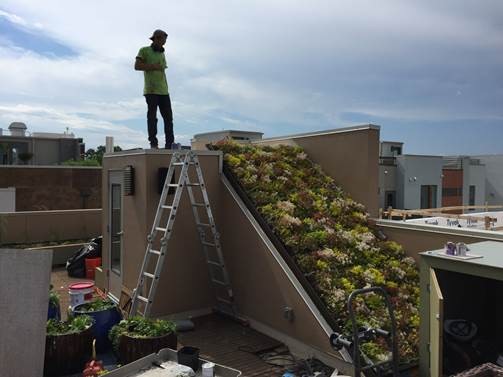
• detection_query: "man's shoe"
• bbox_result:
[164,143,172,150]
[150,144,159,149]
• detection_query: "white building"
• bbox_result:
[396,155,444,209]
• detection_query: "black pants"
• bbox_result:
[145,94,173,147]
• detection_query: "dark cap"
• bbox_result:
[150,29,168,40]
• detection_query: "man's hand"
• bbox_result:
[135,59,164,71]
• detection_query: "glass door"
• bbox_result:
[109,172,123,300]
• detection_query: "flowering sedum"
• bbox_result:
[215,141,419,364]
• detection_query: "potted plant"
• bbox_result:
[44,315,94,376]
[109,316,177,364]
[48,285,61,321]
[73,298,122,352]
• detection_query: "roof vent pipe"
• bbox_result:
[8,122,27,137]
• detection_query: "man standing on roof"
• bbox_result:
[135,29,174,149]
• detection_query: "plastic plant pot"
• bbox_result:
[73,302,122,352]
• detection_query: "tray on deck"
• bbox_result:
[105,347,241,377]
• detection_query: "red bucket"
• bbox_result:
[85,257,102,280]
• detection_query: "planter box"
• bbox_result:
[117,332,177,364]
[44,325,93,376]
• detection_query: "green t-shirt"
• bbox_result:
[136,46,169,95]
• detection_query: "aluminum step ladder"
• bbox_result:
[129,151,236,318]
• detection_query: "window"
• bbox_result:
[469,185,476,206]
[421,185,438,209]
[390,146,402,155]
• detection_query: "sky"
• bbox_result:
[0,1,502,154]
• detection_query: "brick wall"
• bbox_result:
[0,166,101,211]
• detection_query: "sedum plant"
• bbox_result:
[214,141,419,365]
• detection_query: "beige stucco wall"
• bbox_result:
[102,151,219,316]
[255,126,380,217]
[377,219,503,261]
[102,150,342,364]
[0,209,101,245]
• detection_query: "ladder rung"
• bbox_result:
[149,249,161,255]
[172,162,185,166]
[186,183,201,187]
[167,184,179,188]
[143,272,156,279]
[201,241,216,247]
[197,223,212,227]
[155,227,167,232]
[161,205,173,210]
[212,279,227,286]
[207,260,222,267]
[192,203,206,207]
[137,295,149,303]
[216,297,233,305]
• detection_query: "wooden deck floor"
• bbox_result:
[178,314,285,377]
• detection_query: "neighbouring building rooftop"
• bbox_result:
[405,210,503,232]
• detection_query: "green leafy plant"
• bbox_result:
[62,158,101,166]
[109,316,176,353]
[213,141,420,365]
[49,288,60,308]
[77,298,116,312]
[46,315,93,336]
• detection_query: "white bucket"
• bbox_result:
[202,362,215,377]
[68,282,94,309]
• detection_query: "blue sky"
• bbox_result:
[0,1,502,153]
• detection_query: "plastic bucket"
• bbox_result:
[85,257,102,280]
[73,304,122,353]
[177,346,200,372]
[68,282,94,309]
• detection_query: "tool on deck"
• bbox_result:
[129,151,236,318]
[330,287,399,377]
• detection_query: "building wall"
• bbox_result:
[0,209,101,245]
[379,164,397,210]
[396,155,443,209]
[102,151,219,315]
[474,155,503,206]
[102,150,343,364]
[0,187,15,212]
[33,139,60,165]
[463,161,486,208]
[255,126,380,217]
[0,166,101,211]
[0,135,81,165]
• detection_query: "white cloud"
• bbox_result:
[0,0,501,149]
